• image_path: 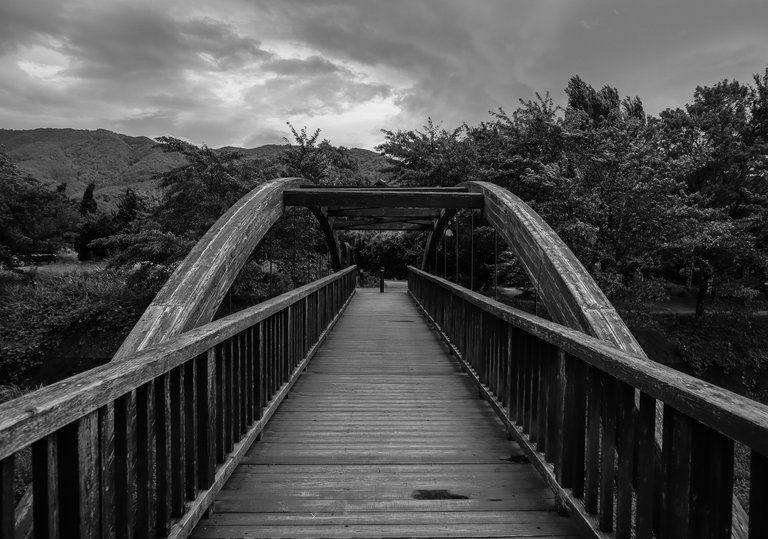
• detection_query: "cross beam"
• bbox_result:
[283,189,484,210]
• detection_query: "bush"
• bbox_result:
[0,270,148,384]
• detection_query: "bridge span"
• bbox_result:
[1,180,766,539]
[191,284,580,538]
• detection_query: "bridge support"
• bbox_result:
[420,209,458,273]
[113,177,305,361]
[307,206,343,271]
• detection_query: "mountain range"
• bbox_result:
[0,128,389,207]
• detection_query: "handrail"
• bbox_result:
[0,266,357,538]
[408,266,768,539]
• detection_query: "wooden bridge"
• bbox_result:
[1,180,767,539]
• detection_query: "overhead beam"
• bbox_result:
[284,189,484,210]
[327,207,442,218]
[335,222,434,231]
[297,185,469,192]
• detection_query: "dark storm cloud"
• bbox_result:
[1,0,766,148]
[58,4,271,79]
[262,55,341,76]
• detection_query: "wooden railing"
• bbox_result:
[408,266,768,539]
[0,266,357,539]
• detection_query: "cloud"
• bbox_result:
[0,0,766,149]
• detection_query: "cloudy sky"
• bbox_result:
[1,0,766,149]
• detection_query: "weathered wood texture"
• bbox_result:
[409,267,768,539]
[191,285,581,539]
[465,181,643,355]
[464,181,750,538]
[0,267,356,539]
[284,188,484,210]
[113,177,306,362]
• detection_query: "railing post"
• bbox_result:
[379,266,384,293]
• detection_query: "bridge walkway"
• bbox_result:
[191,283,581,538]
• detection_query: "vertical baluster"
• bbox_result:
[257,323,265,419]
[516,329,526,426]
[531,337,550,451]
[635,392,656,539]
[184,359,198,501]
[114,391,137,539]
[690,423,733,539]
[750,450,768,538]
[522,334,533,435]
[245,328,254,426]
[0,456,13,539]
[154,374,172,536]
[229,337,240,444]
[225,339,234,453]
[584,366,601,515]
[661,406,693,539]
[99,404,117,538]
[215,343,225,463]
[615,382,636,538]
[32,434,59,539]
[554,350,569,482]
[238,333,247,434]
[198,350,217,489]
[58,412,100,538]
[505,326,515,421]
[569,358,587,499]
[599,375,618,532]
[170,366,186,517]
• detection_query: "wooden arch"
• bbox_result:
[113,177,313,361]
[465,181,645,356]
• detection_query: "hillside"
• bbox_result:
[0,129,391,207]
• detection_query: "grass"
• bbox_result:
[0,384,34,502]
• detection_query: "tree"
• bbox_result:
[280,123,363,185]
[0,152,79,263]
[79,183,97,215]
[377,118,476,186]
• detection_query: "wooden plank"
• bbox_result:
[199,350,217,487]
[135,382,155,539]
[749,450,768,538]
[170,366,186,517]
[662,405,693,539]
[114,391,137,539]
[690,423,734,539]
[165,281,356,539]
[184,359,198,501]
[0,267,357,463]
[99,404,117,539]
[407,267,768,459]
[635,392,656,539]
[0,456,13,539]
[598,376,617,532]
[615,382,635,538]
[328,207,443,218]
[32,434,58,539]
[190,288,578,539]
[283,189,484,209]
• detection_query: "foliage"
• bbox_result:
[377,118,475,186]
[0,270,148,384]
[279,123,366,185]
[79,182,97,215]
[0,152,80,262]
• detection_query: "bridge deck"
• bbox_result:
[191,284,581,538]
